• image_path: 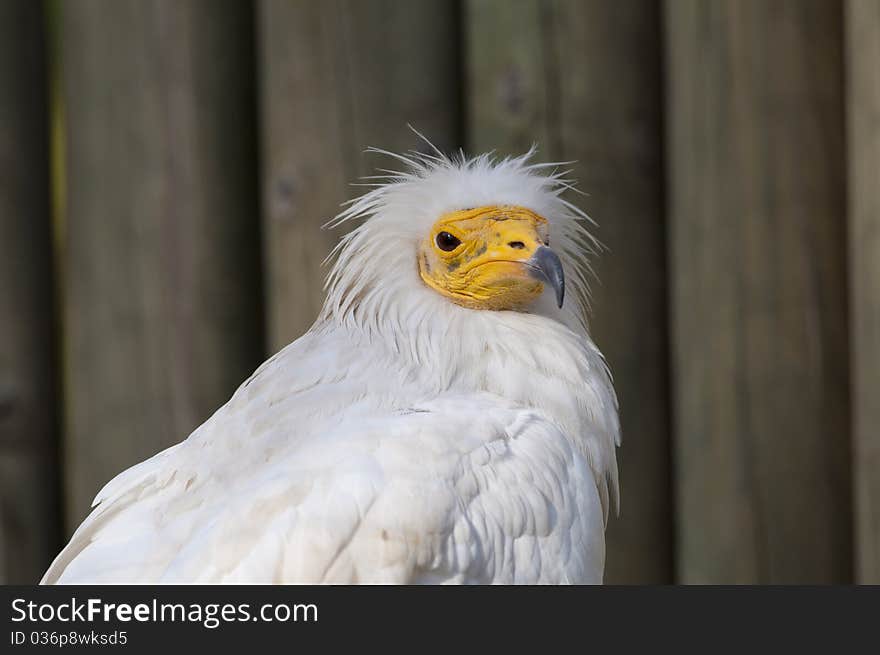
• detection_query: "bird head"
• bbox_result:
[419,204,564,311]
[321,143,597,338]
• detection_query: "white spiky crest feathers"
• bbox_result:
[320,146,600,339]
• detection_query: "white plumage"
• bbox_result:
[43,146,620,584]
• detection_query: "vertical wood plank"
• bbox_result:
[0,0,58,583]
[666,0,850,582]
[465,0,554,153]
[61,0,264,528]
[259,0,461,350]
[467,0,670,583]
[847,0,880,584]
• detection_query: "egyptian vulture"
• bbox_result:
[43,147,620,584]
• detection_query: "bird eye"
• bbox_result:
[435,231,461,252]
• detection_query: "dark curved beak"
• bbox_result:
[526,245,565,308]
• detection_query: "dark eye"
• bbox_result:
[435,231,461,251]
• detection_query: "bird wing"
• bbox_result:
[43,382,604,584]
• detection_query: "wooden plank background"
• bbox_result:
[847,0,880,585]
[667,0,850,583]
[59,0,265,527]
[0,0,58,584]
[0,0,876,584]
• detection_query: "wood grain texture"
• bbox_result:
[0,0,59,584]
[465,0,554,153]
[847,0,880,584]
[258,0,461,350]
[467,0,670,583]
[667,0,851,582]
[61,0,264,529]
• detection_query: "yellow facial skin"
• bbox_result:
[418,205,552,310]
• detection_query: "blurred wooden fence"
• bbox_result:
[0,0,877,584]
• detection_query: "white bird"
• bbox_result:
[43,146,620,584]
